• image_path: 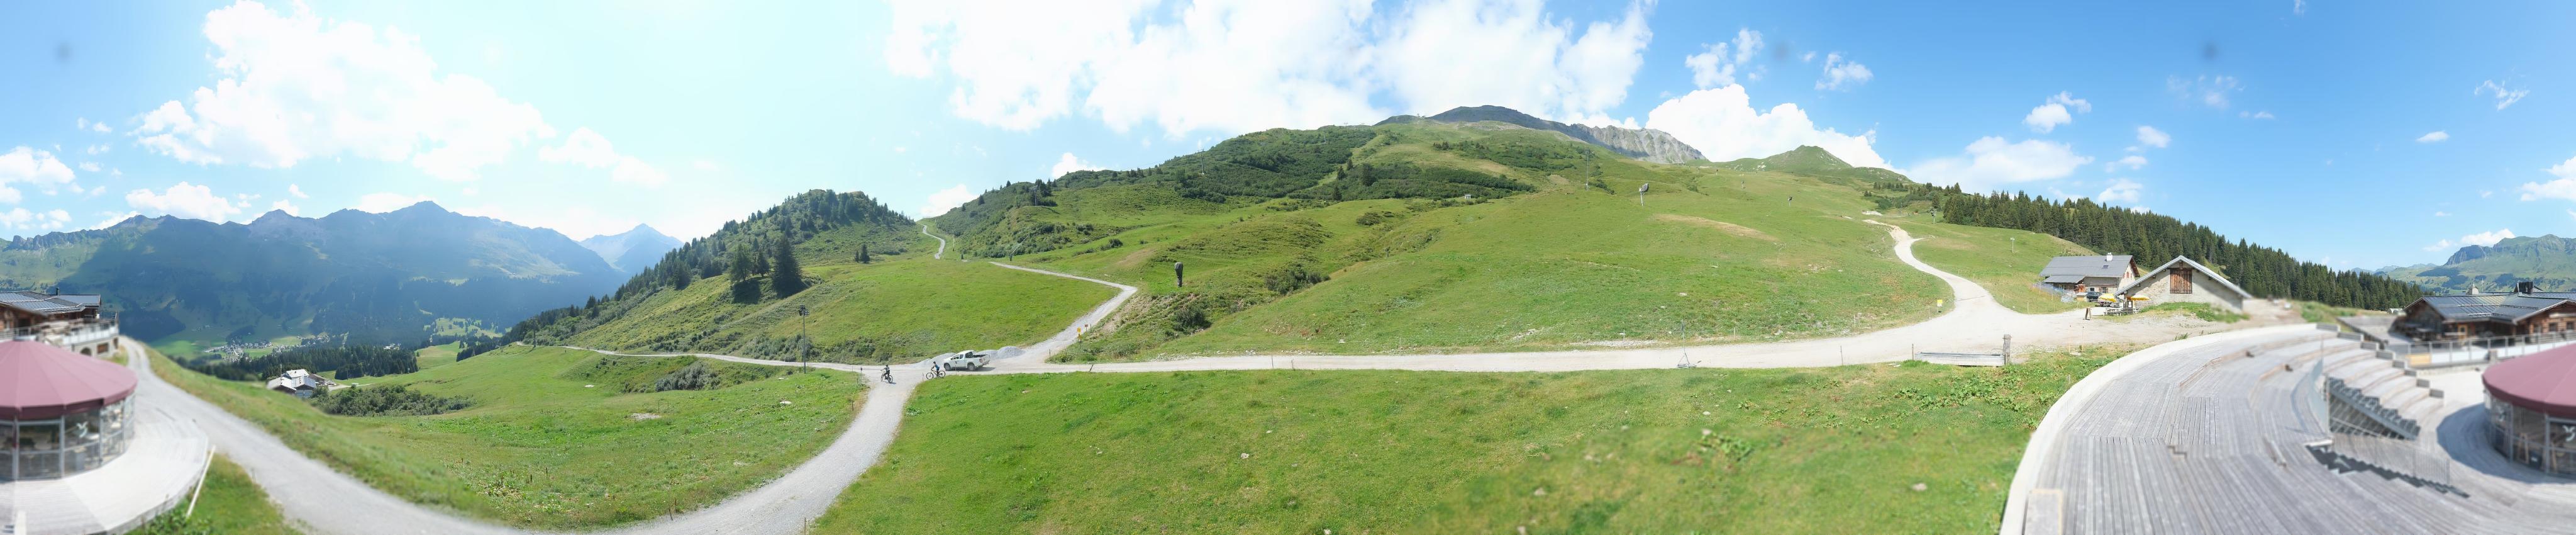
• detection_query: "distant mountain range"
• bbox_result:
[0,202,625,344]
[1379,105,1706,164]
[578,224,682,273]
[2383,234,2576,293]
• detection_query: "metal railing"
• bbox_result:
[3,318,119,351]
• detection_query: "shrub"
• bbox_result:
[653,362,721,391]
[310,385,471,417]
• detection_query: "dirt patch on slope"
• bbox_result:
[1653,214,1777,242]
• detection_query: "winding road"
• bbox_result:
[138,221,2237,534]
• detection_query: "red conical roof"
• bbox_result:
[0,341,136,420]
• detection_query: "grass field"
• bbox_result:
[415,342,462,371]
[987,130,1958,360]
[812,346,2129,534]
[130,454,301,535]
[564,257,1114,363]
[1894,220,2096,314]
[150,346,865,529]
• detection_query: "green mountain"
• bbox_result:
[0,203,625,344]
[2385,235,2576,293]
[577,224,682,273]
[1710,145,1910,185]
[490,189,1113,364]
[1379,104,1706,164]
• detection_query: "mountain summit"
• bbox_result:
[579,224,683,273]
[2386,234,2576,293]
[1378,105,1707,164]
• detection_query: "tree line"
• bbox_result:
[1926,185,2424,309]
[183,344,420,382]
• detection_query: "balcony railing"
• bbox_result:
[4,317,119,352]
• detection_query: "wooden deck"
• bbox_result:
[2020,330,2576,534]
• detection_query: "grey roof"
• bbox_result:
[0,291,100,316]
[2039,255,2135,278]
[2040,274,2086,283]
[2114,256,2254,300]
[2416,293,2573,324]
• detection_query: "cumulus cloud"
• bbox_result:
[2477,80,2529,110]
[2022,92,2090,133]
[2238,110,2275,120]
[1048,152,1106,179]
[1682,28,1762,88]
[269,199,300,216]
[126,182,245,222]
[2135,126,2170,149]
[2168,75,2241,109]
[886,0,1658,136]
[0,147,82,203]
[122,1,641,183]
[2517,155,2576,201]
[1643,84,1885,168]
[2104,155,2148,172]
[2460,228,2516,247]
[0,208,73,231]
[2096,178,2143,204]
[914,184,979,218]
[1816,52,1872,91]
[2416,131,2449,144]
[1902,137,2092,191]
[76,118,111,134]
[287,184,308,198]
[538,127,667,186]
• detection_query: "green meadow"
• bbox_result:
[1893,220,2097,314]
[130,455,301,535]
[564,256,1114,363]
[812,346,2129,534]
[150,346,864,529]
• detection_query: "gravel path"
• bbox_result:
[918,223,945,260]
[142,222,2248,534]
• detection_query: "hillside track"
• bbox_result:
[142,223,2249,534]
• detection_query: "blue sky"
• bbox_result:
[4,1,2573,269]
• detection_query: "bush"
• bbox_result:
[310,385,471,417]
[653,361,721,391]
[1355,211,1401,227]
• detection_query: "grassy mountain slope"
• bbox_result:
[0,203,625,345]
[930,118,1957,361]
[2384,234,2576,293]
[151,346,861,529]
[499,189,1108,363]
[1894,222,2097,313]
[813,346,2126,534]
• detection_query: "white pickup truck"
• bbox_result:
[935,351,989,371]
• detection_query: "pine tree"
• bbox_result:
[770,236,805,295]
[857,244,872,264]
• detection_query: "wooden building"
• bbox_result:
[2114,256,2253,313]
[2394,282,2576,342]
[2038,254,2138,295]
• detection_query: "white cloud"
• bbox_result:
[1902,137,2092,191]
[2518,155,2576,201]
[1816,52,1872,91]
[538,127,667,186]
[77,162,102,172]
[2423,239,2454,252]
[2238,110,2275,120]
[2434,211,2451,217]
[2477,80,2529,110]
[914,184,979,218]
[2096,178,2143,204]
[0,147,79,197]
[692,160,719,171]
[1048,152,1106,179]
[2104,155,2148,171]
[2168,75,2241,109]
[1682,28,1762,88]
[125,182,245,222]
[269,199,300,216]
[2460,228,2516,247]
[89,211,140,230]
[886,0,1658,137]
[128,1,557,181]
[77,118,111,134]
[2135,126,2170,149]
[353,192,438,213]
[0,208,74,231]
[2022,91,2090,133]
[287,184,308,198]
[2294,0,2307,14]
[83,144,109,155]
[1643,84,1885,168]
[2416,131,2449,144]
